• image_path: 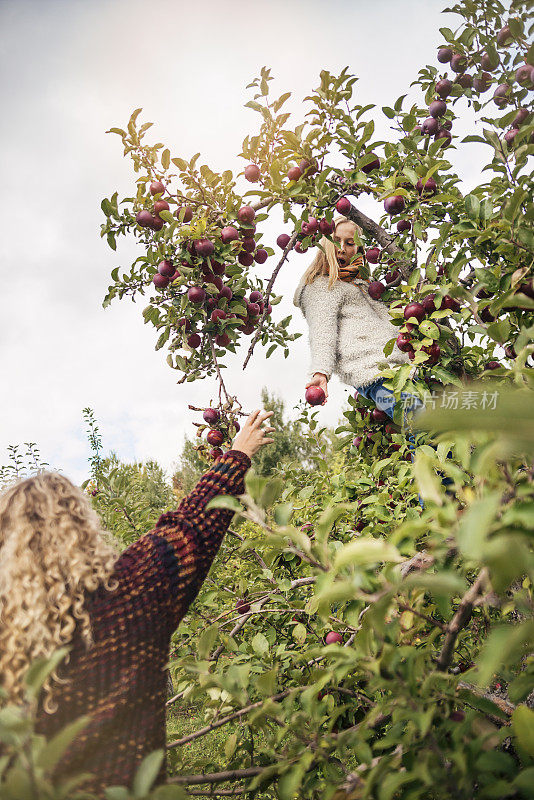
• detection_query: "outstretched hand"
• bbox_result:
[305,373,328,405]
[232,410,275,459]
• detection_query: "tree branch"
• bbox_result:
[436,569,488,671]
[168,766,265,786]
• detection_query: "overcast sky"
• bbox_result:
[0,0,489,485]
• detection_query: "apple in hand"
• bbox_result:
[305,386,325,406]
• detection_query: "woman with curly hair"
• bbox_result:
[0,409,274,797]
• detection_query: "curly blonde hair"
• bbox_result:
[0,472,119,713]
[301,216,364,289]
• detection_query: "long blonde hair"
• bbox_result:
[301,216,364,289]
[0,472,119,712]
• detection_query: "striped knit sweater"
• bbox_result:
[35,449,251,798]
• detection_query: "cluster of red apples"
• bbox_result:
[200,406,241,460]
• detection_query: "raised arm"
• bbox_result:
[302,281,341,383]
[111,411,274,635]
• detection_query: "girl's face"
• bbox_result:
[333,222,358,267]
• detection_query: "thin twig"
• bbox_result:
[436,569,488,671]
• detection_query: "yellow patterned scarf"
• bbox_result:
[338,255,369,284]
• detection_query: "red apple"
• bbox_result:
[421,117,440,135]
[384,196,405,215]
[361,155,380,173]
[203,408,220,424]
[365,247,381,264]
[435,79,453,98]
[210,309,226,323]
[242,237,256,253]
[207,429,224,446]
[288,166,303,181]
[504,345,516,359]
[236,599,250,614]
[178,317,191,332]
[496,25,512,46]
[450,53,467,73]
[136,210,154,228]
[416,177,438,195]
[295,241,308,254]
[277,233,291,249]
[515,64,533,87]
[368,281,386,300]
[504,129,519,146]
[424,343,441,363]
[372,408,388,423]
[473,72,492,93]
[493,84,510,107]
[221,226,239,243]
[421,293,437,313]
[437,47,453,63]
[442,295,461,312]
[154,200,170,217]
[150,216,164,231]
[319,219,335,235]
[429,100,447,118]
[153,273,169,288]
[385,269,400,284]
[158,260,174,277]
[238,252,254,267]
[237,206,255,224]
[194,238,215,258]
[397,219,411,233]
[435,129,452,147]
[187,333,201,348]
[396,333,412,352]
[481,52,499,72]
[247,302,260,317]
[219,285,233,300]
[336,197,351,215]
[244,164,261,182]
[485,360,500,370]
[512,108,530,127]
[325,631,343,645]
[210,447,223,459]
[215,333,230,347]
[188,286,206,304]
[175,206,193,223]
[302,217,319,235]
[404,302,425,323]
[305,386,325,406]
[149,180,165,196]
[254,249,268,264]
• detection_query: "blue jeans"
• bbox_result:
[355,376,454,509]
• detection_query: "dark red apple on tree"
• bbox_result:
[238,252,254,266]
[397,219,411,233]
[361,154,380,173]
[437,47,453,63]
[210,309,226,323]
[384,196,405,215]
[485,360,500,370]
[504,345,516,359]
[136,210,154,228]
[207,429,224,446]
[178,317,191,332]
[194,238,215,257]
[396,333,413,353]
[450,53,467,73]
[480,307,495,323]
[295,241,308,254]
[249,291,263,303]
[149,180,165,196]
[504,129,519,146]
[212,261,226,276]
[442,295,461,312]
[221,226,239,243]
[287,166,303,181]
[158,260,174,277]
[512,108,530,127]
[153,273,169,288]
[429,100,447,118]
[187,333,201,348]
[188,286,206,304]
[352,436,362,447]
[481,52,499,71]
[416,177,437,195]
[242,237,256,252]
[515,64,533,87]
[325,631,343,645]
[455,73,473,89]
[203,408,220,424]
[247,302,260,317]
[170,270,180,281]
[421,117,440,135]
[277,233,291,249]
[175,206,193,223]
[305,386,325,406]
[368,281,386,300]
[302,217,319,235]
[372,408,388,423]
[385,269,400,284]
[244,164,261,182]
[496,25,512,46]
[255,249,268,264]
[215,333,230,347]
[237,205,255,224]
[319,219,335,235]
[473,72,492,93]
[435,129,452,146]
[236,599,250,614]
[421,293,437,313]
[210,448,223,459]
[424,343,441,364]
[404,302,425,323]
[493,84,510,107]
[150,216,164,231]
[154,199,170,216]
[336,197,351,215]
[219,285,233,300]
[435,79,453,98]
[365,247,381,264]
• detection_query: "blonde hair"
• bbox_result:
[302,216,364,289]
[0,472,119,712]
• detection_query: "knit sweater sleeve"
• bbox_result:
[301,281,341,380]
[112,450,251,635]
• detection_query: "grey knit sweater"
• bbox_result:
[293,275,410,390]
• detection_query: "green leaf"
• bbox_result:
[474,622,534,688]
[513,705,534,759]
[456,493,501,559]
[132,749,165,798]
[161,149,170,169]
[404,571,467,598]
[274,503,293,526]
[260,478,283,509]
[197,624,219,660]
[24,648,70,699]
[413,452,443,506]
[333,538,401,571]
[252,632,269,657]
[465,194,480,221]
[382,106,395,119]
[205,495,243,512]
